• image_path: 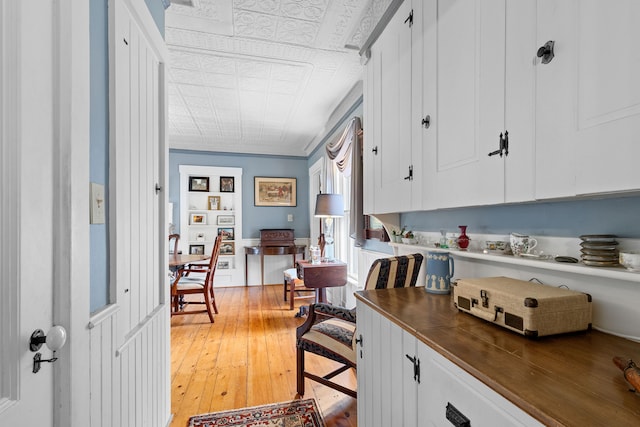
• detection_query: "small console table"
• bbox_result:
[244,229,306,285]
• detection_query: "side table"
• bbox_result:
[296,260,347,303]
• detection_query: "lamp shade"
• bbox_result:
[314,193,344,217]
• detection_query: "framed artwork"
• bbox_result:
[218,227,234,241]
[189,244,205,255]
[220,242,235,255]
[208,195,221,210]
[189,176,209,192]
[217,215,235,225]
[217,260,230,270]
[254,176,297,207]
[220,176,235,193]
[190,213,207,225]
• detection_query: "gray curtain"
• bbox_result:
[326,117,365,247]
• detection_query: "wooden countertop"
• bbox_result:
[355,287,640,427]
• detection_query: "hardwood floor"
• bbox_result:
[170,284,358,427]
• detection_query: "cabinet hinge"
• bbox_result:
[405,354,420,383]
[488,130,509,157]
[404,10,413,27]
[404,165,413,181]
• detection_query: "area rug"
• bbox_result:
[188,398,325,427]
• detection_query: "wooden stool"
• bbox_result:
[283,268,315,310]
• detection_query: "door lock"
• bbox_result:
[29,326,67,373]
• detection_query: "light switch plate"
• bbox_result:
[287,214,293,222]
[90,182,105,224]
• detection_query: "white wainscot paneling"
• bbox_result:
[89,304,170,427]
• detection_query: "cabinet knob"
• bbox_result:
[421,115,431,129]
[372,146,378,155]
[355,334,363,346]
[536,40,555,64]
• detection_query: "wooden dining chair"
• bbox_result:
[295,253,424,398]
[169,233,180,254]
[170,235,221,323]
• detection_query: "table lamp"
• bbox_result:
[314,193,344,259]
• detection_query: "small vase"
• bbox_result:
[457,225,470,250]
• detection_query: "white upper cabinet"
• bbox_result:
[430,0,507,209]
[427,0,536,209]
[363,0,422,214]
[362,0,639,214]
[536,0,640,199]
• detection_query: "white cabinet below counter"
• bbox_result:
[355,287,640,427]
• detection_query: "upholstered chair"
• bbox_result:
[296,253,424,398]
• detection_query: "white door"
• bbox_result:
[0,1,90,426]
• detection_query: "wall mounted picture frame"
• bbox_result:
[220,176,235,193]
[217,260,230,270]
[190,213,207,225]
[208,195,221,210]
[254,176,297,207]
[189,244,205,255]
[189,176,209,192]
[217,227,234,241]
[220,242,235,255]
[217,215,235,225]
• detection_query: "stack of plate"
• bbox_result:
[580,235,619,267]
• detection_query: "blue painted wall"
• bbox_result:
[169,151,311,239]
[402,195,640,239]
[90,0,165,313]
[145,0,165,37]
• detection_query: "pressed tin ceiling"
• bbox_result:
[165,0,392,157]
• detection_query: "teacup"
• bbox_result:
[510,233,538,257]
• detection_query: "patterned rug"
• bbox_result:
[188,399,325,427]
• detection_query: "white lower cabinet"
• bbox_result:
[417,344,541,427]
[357,302,541,427]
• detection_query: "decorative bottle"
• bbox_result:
[457,225,470,250]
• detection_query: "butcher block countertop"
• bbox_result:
[355,287,640,426]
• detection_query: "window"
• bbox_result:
[334,165,358,280]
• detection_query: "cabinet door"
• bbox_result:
[536,0,640,198]
[356,301,373,427]
[415,0,437,210]
[433,0,506,208]
[504,1,536,203]
[417,342,542,426]
[369,0,413,214]
[357,302,416,427]
[363,57,375,215]
[535,0,578,199]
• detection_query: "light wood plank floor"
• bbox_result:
[170,284,358,427]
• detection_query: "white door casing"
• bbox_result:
[0,0,91,426]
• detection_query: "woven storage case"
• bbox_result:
[453,276,592,337]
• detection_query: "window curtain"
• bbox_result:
[326,117,365,247]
